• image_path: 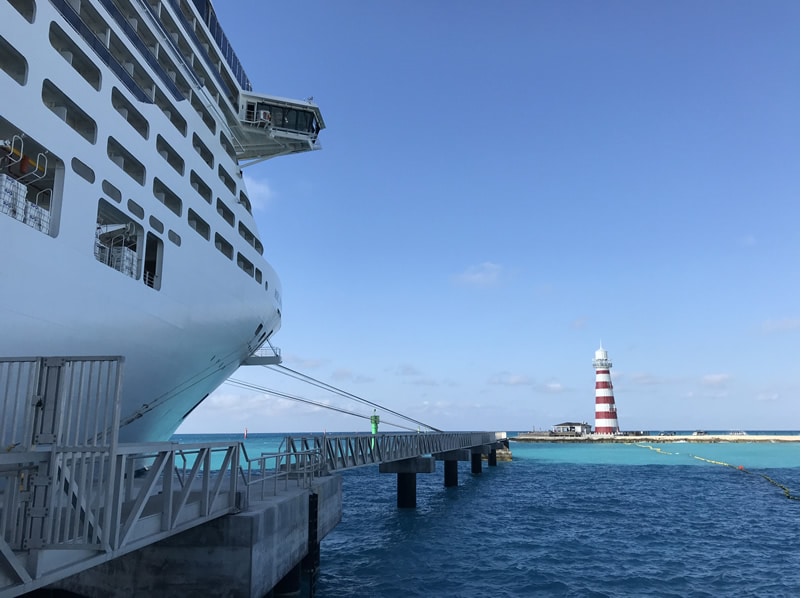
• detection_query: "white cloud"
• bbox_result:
[410,377,440,386]
[284,355,329,370]
[760,318,799,333]
[701,374,730,386]
[330,369,374,384]
[756,392,779,402]
[540,381,564,393]
[701,390,729,399]
[397,364,422,377]
[488,372,533,386]
[453,262,502,286]
[242,174,275,211]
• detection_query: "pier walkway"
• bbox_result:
[0,356,506,597]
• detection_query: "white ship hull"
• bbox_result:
[0,0,322,442]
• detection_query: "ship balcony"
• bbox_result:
[232,93,325,165]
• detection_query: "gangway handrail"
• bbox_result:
[237,443,321,507]
[0,439,242,597]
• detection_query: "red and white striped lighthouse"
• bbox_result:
[593,344,619,435]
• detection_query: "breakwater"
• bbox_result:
[513,433,799,443]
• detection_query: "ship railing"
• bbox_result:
[237,444,321,508]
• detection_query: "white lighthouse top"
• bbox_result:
[592,343,612,368]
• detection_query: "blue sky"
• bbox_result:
[178,0,799,434]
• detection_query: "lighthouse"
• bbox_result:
[592,344,619,434]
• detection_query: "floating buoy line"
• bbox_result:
[635,444,799,501]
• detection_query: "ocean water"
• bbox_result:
[315,440,800,598]
[172,434,800,597]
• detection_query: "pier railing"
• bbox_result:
[281,431,507,475]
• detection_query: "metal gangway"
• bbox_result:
[0,357,505,597]
[0,357,251,597]
[281,431,506,474]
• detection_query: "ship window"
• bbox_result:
[191,90,216,134]
[95,199,142,280]
[112,87,148,139]
[77,1,110,45]
[154,87,187,136]
[0,33,28,85]
[216,198,234,227]
[238,222,255,247]
[42,79,97,144]
[9,0,35,23]
[254,238,263,255]
[143,232,162,290]
[264,280,269,291]
[107,137,145,185]
[149,215,163,233]
[127,199,144,219]
[156,135,185,175]
[102,179,121,203]
[152,178,182,216]
[168,229,181,246]
[218,166,236,194]
[255,268,262,284]
[71,158,95,183]
[49,23,101,91]
[190,170,212,203]
[219,131,236,160]
[108,30,156,100]
[0,117,63,236]
[187,209,210,240]
[238,191,251,214]
[214,233,233,259]
[192,133,214,169]
[237,253,254,277]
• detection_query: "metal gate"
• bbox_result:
[0,356,123,553]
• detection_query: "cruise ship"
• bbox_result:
[0,0,324,442]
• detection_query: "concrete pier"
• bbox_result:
[471,450,483,474]
[379,457,435,508]
[50,476,342,597]
[433,449,470,487]
[0,362,508,598]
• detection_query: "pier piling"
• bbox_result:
[444,460,458,487]
[471,451,483,474]
[433,449,470,487]
[379,457,435,508]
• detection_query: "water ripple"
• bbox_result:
[317,449,800,597]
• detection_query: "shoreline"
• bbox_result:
[512,434,799,444]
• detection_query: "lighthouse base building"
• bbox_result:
[592,345,620,435]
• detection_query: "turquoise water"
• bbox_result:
[173,435,800,596]
[511,441,801,469]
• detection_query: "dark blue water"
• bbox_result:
[315,442,800,597]
[171,434,799,596]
